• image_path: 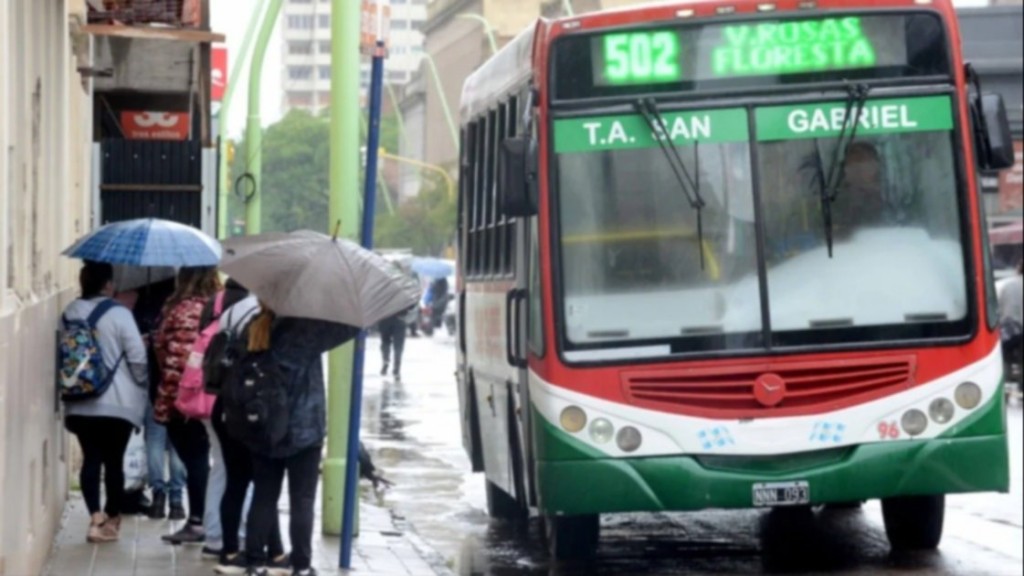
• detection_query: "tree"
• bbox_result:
[228,109,453,254]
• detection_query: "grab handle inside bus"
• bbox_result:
[499,137,538,217]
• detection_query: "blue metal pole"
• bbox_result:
[340,39,385,569]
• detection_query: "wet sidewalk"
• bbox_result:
[44,491,451,576]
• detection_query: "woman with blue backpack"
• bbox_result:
[60,261,149,543]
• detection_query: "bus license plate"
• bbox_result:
[752,481,810,507]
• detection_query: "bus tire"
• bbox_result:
[543,514,599,560]
[882,495,945,551]
[485,480,525,522]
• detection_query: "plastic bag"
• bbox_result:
[123,428,148,492]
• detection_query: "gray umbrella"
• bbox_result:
[220,230,421,328]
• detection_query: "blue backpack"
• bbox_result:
[58,300,124,402]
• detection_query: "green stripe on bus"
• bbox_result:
[554,107,749,154]
[755,95,954,141]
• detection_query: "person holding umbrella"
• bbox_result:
[219,230,420,576]
[61,218,223,542]
[60,261,149,542]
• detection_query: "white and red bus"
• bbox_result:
[455,0,1016,559]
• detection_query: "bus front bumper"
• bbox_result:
[536,429,1010,516]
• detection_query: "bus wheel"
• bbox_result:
[543,514,599,560]
[882,495,945,550]
[485,480,525,522]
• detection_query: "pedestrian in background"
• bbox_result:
[154,266,221,544]
[379,307,412,381]
[61,262,149,542]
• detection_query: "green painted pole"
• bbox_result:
[217,0,267,238]
[423,54,459,148]
[243,0,285,234]
[323,0,361,536]
[457,14,499,54]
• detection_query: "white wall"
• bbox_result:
[0,1,93,574]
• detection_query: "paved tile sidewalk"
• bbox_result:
[44,492,450,576]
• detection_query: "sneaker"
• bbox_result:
[215,553,248,575]
[292,568,317,576]
[88,516,120,543]
[85,513,105,543]
[161,523,205,544]
[168,502,187,521]
[148,491,167,520]
[266,554,292,576]
[202,545,223,560]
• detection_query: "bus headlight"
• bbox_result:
[616,426,643,453]
[901,409,928,437]
[955,382,982,410]
[929,398,955,424]
[589,418,615,444]
[559,406,587,433]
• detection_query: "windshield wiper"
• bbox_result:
[815,83,871,258]
[634,97,707,269]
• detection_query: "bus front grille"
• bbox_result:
[621,356,916,419]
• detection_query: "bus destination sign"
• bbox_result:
[590,15,909,87]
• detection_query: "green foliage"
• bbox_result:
[227,108,455,255]
[375,171,457,256]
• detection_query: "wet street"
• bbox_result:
[359,335,1024,576]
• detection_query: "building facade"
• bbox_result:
[1,1,94,574]
[281,0,428,114]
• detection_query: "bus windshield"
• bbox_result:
[554,94,971,357]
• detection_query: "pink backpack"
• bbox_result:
[175,291,224,419]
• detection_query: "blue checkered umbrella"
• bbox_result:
[63,218,221,267]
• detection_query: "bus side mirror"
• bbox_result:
[499,137,538,217]
[974,93,1015,171]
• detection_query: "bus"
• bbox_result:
[455,0,1016,559]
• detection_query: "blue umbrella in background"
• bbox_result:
[411,257,454,278]
[63,218,221,267]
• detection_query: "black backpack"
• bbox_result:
[220,346,291,454]
[203,306,257,395]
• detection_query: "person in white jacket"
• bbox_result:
[63,261,148,543]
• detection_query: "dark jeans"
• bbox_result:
[66,416,134,517]
[166,416,210,524]
[212,401,283,558]
[246,444,322,570]
[380,318,407,375]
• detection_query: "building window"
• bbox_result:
[319,40,331,53]
[318,14,330,28]
[387,70,408,83]
[319,66,331,80]
[392,19,409,30]
[287,15,314,29]
[412,20,424,31]
[287,91,314,107]
[290,0,312,3]
[288,66,313,80]
[289,41,313,55]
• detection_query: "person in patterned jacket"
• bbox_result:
[154,266,221,544]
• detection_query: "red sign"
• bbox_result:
[121,111,190,140]
[211,46,228,102]
[999,141,1023,214]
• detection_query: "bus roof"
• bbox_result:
[460,0,959,122]
[460,21,545,123]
